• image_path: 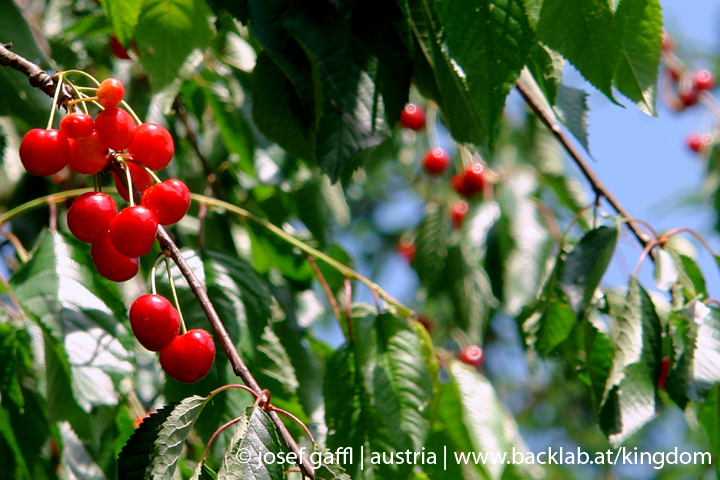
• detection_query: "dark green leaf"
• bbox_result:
[537,0,619,100]
[118,396,208,480]
[527,43,565,105]
[554,84,591,153]
[599,278,662,446]
[536,300,576,356]
[582,311,615,416]
[414,203,449,289]
[0,406,31,480]
[0,322,23,407]
[217,406,283,480]
[666,301,720,409]
[699,385,720,478]
[612,0,662,116]
[135,0,214,89]
[100,0,142,45]
[431,0,534,139]
[294,175,333,249]
[252,52,315,161]
[559,226,618,319]
[206,0,247,23]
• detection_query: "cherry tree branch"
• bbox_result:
[515,78,656,259]
[0,45,314,479]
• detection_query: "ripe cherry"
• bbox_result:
[113,161,153,202]
[142,179,191,225]
[658,356,670,391]
[694,69,716,91]
[60,113,94,139]
[159,329,215,383]
[667,67,681,82]
[109,206,158,258]
[129,294,181,351]
[397,239,416,264]
[452,164,485,198]
[686,132,713,153]
[69,132,109,174]
[96,78,125,109]
[458,345,485,369]
[680,88,698,108]
[423,148,451,176]
[91,230,139,282]
[95,107,136,150]
[67,192,118,243]
[110,36,131,60]
[128,123,174,171]
[450,200,469,229]
[400,103,426,131]
[19,129,70,176]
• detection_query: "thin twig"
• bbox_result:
[515,79,655,261]
[306,255,342,324]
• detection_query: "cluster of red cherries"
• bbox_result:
[661,32,718,155]
[18,77,214,383]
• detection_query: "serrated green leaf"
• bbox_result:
[600,278,662,446]
[314,457,352,480]
[536,300,576,355]
[527,43,565,105]
[537,0,619,101]
[414,203,449,289]
[679,254,707,298]
[118,396,208,480]
[431,0,534,139]
[583,311,615,415]
[135,0,214,89]
[653,248,677,291]
[218,406,283,480]
[554,84,591,153]
[100,0,142,45]
[612,0,662,116]
[252,52,315,161]
[666,301,720,409]
[559,226,618,319]
[699,385,720,478]
[10,231,132,415]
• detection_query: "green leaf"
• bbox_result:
[612,0,662,116]
[325,311,434,479]
[559,226,618,319]
[135,0,214,89]
[317,244,354,296]
[653,248,678,291]
[666,301,720,409]
[217,406,284,480]
[0,0,51,127]
[0,323,23,407]
[554,84,591,153]
[536,300,576,356]
[527,43,565,105]
[293,175,333,249]
[537,0,619,101]
[582,311,615,416]
[252,52,315,161]
[414,203,449,289]
[599,278,662,446]
[431,0,534,139]
[699,385,720,478]
[9,231,133,414]
[440,359,538,480]
[118,396,208,480]
[100,0,142,45]
[314,456,352,480]
[0,406,31,480]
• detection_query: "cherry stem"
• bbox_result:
[134,163,162,184]
[120,100,143,125]
[306,255,342,324]
[65,82,89,115]
[0,229,28,263]
[633,239,662,278]
[344,278,354,343]
[660,227,719,258]
[46,73,64,130]
[93,173,101,193]
[268,405,318,450]
[60,69,101,86]
[200,414,245,465]
[67,96,98,106]
[120,159,135,207]
[150,253,165,296]
[165,256,187,334]
[426,101,440,150]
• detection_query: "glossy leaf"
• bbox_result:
[414,203,449,289]
[554,84,591,153]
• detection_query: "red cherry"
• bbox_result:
[91,230,139,282]
[658,356,670,391]
[60,113,94,139]
[67,192,118,243]
[400,103,426,131]
[96,78,125,109]
[19,129,70,176]
[450,200,469,229]
[680,88,698,107]
[397,239,416,264]
[128,123,174,171]
[129,294,181,351]
[422,148,451,176]
[113,161,154,202]
[109,206,158,258]
[694,69,716,91]
[69,132,109,174]
[686,132,713,153]
[667,67,681,82]
[110,36,131,60]
[142,179,191,225]
[452,164,485,198]
[95,107,136,150]
[159,329,215,383]
[458,345,485,368]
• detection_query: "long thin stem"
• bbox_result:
[515,78,655,260]
[306,255,342,325]
[164,256,187,334]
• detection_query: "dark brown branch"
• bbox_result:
[0,45,314,478]
[515,79,655,259]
